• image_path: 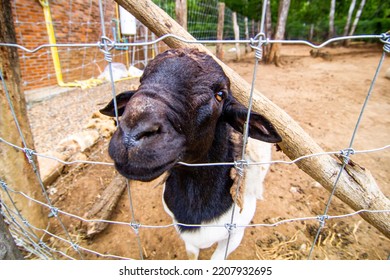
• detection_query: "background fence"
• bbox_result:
[1,0,389,260]
[12,0,260,92]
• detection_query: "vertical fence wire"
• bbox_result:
[224,0,269,260]
[126,180,144,260]
[97,0,144,259]
[308,42,389,259]
[0,180,53,260]
[0,68,84,259]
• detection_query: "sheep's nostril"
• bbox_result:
[135,125,161,141]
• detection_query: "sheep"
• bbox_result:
[99,48,282,259]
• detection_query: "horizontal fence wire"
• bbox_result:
[0,33,387,53]
[1,32,389,259]
[2,178,390,228]
[0,136,389,168]
[2,180,389,230]
[1,0,390,260]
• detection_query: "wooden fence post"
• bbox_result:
[114,0,390,239]
[244,17,251,53]
[0,0,48,238]
[0,214,24,259]
[232,12,240,61]
[175,0,187,30]
[216,2,225,60]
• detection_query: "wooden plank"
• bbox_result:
[0,0,48,238]
[0,214,24,259]
[175,0,187,30]
[216,2,225,60]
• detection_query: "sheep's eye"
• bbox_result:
[215,91,225,102]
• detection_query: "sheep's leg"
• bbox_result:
[210,229,245,260]
[185,242,200,260]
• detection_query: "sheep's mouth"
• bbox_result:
[108,125,186,182]
[114,158,178,182]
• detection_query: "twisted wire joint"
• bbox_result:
[340,148,355,164]
[49,207,59,218]
[0,179,7,191]
[71,243,80,251]
[380,32,390,53]
[23,148,35,164]
[130,222,141,234]
[98,36,115,63]
[234,159,248,177]
[250,32,267,60]
[317,215,329,227]
[225,223,237,232]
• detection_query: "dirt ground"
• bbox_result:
[27,44,390,260]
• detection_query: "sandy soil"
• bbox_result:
[27,44,390,260]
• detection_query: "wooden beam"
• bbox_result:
[114,0,390,238]
[175,0,187,30]
[216,2,225,60]
[0,214,24,259]
[232,12,241,61]
[0,0,48,238]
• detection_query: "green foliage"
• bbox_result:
[152,0,176,18]
[282,0,390,40]
[223,0,264,20]
[187,0,219,39]
[224,0,390,39]
[152,0,390,41]
[355,18,390,35]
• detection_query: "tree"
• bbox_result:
[264,0,272,57]
[328,0,336,38]
[349,0,366,36]
[265,0,272,38]
[221,0,389,43]
[216,2,225,60]
[224,0,263,21]
[265,0,291,66]
[343,0,357,36]
[175,0,187,30]
[345,0,366,46]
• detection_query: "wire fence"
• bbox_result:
[12,0,260,92]
[1,0,390,260]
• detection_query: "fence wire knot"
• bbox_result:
[38,241,47,248]
[130,222,141,234]
[380,32,390,53]
[70,243,80,251]
[340,147,355,164]
[98,36,115,62]
[48,207,59,218]
[316,215,329,227]
[32,242,43,251]
[22,218,30,227]
[0,179,7,191]
[234,159,248,177]
[9,215,17,224]
[340,147,355,156]
[250,32,267,60]
[23,148,35,163]
[224,222,237,232]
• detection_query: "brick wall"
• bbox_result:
[11,0,153,91]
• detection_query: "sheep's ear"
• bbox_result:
[99,90,136,117]
[223,97,282,143]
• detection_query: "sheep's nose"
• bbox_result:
[121,122,162,147]
[134,124,161,141]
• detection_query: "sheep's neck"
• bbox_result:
[164,124,239,231]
